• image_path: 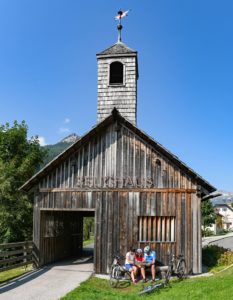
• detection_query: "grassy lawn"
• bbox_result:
[62,267,233,300]
[0,265,32,284]
[83,236,94,247]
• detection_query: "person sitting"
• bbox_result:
[134,248,147,282]
[125,247,137,283]
[144,245,156,282]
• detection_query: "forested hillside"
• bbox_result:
[41,133,78,167]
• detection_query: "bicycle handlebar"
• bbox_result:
[113,254,125,260]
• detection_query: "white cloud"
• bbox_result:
[57,118,71,135]
[58,127,70,134]
[38,136,47,146]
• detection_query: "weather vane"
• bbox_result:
[115,9,130,42]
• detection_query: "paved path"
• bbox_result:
[0,258,93,300]
[202,232,233,247]
[209,236,233,250]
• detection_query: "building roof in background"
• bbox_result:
[214,203,233,212]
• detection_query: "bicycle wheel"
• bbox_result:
[165,266,172,284]
[109,266,120,287]
[138,283,163,295]
[138,285,153,295]
[177,259,186,280]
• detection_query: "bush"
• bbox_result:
[218,229,229,235]
[218,251,233,266]
[202,245,227,268]
[202,228,214,237]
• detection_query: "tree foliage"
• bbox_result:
[201,199,216,230]
[215,214,223,229]
[42,142,72,167]
[83,217,94,241]
[0,121,47,243]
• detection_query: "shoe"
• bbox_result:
[143,279,148,283]
[150,279,155,283]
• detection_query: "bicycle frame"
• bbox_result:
[138,281,167,295]
[165,254,186,282]
[109,254,131,287]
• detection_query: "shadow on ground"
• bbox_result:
[0,250,93,294]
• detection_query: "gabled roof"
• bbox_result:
[96,42,137,57]
[20,108,216,193]
[214,204,233,212]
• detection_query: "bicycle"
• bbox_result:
[109,254,131,288]
[138,254,187,295]
[138,280,168,295]
[165,254,187,283]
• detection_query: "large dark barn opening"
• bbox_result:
[40,210,95,265]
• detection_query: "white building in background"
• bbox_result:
[207,211,223,234]
[214,204,233,231]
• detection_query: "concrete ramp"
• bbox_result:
[0,259,93,300]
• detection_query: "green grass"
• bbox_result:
[209,265,227,273]
[83,236,94,247]
[61,267,233,300]
[0,264,32,284]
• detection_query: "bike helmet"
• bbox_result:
[136,248,143,254]
[144,245,150,253]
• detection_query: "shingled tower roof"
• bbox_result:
[97,41,137,57]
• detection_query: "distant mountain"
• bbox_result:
[41,133,79,167]
[60,134,79,144]
[212,191,233,206]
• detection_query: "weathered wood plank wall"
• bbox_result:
[34,123,201,274]
[38,124,197,191]
[35,190,198,274]
[97,56,137,125]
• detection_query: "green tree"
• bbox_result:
[216,214,223,229]
[83,217,94,241]
[201,199,216,233]
[0,121,47,243]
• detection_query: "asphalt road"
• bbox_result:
[210,236,233,250]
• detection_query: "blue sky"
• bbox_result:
[0,0,233,191]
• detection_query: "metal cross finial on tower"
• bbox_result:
[115,10,130,43]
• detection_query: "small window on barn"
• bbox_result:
[138,216,176,242]
[155,159,162,188]
[109,61,123,85]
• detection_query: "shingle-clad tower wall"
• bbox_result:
[96,42,138,125]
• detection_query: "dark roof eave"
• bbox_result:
[96,53,137,59]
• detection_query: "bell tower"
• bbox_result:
[96,11,138,125]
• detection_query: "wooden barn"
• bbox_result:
[20,37,216,274]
